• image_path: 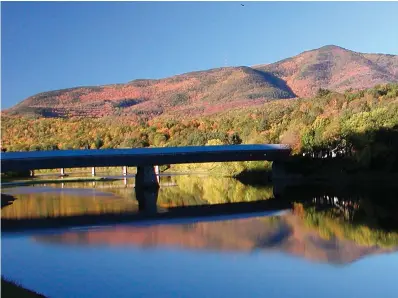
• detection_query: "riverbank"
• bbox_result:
[1,278,46,298]
[235,155,398,185]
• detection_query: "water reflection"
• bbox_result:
[32,209,398,265]
[136,186,159,215]
[2,176,398,298]
[1,175,274,220]
[1,186,139,219]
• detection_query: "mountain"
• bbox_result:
[6,67,295,119]
[5,45,398,119]
[254,45,398,97]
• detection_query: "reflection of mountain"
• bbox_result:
[34,213,397,265]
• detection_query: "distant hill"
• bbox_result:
[5,45,398,119]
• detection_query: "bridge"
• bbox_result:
[1,144,291,188]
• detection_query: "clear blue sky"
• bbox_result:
[2,1,398,108]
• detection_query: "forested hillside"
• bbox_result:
[2,84,398,172]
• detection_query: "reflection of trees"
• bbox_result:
[157,175,273,207]
[294,202,398,248]
[1,176,273,219]
[311,195,359,221]
[1,191,138,219]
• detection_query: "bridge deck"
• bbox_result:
[1,144,291,172]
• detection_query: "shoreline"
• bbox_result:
[1,278,46,298]
[1,176,119,188]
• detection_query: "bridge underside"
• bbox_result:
[1,145,290,195]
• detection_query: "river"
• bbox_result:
[2,174,398,297]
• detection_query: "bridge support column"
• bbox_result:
[60,168,65,176]
[123,166,128,176]
[91,167,96,177]
[135,166,160,189]
[30,170,35,177]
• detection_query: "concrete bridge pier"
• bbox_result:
[135,165,160,189]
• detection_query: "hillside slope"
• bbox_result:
[5,45,398,119]
[6,67,295,118]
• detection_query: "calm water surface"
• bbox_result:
[2,175,398,298]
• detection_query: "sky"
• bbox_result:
[1,1,398,109]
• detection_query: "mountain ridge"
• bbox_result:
[5,45,398,119]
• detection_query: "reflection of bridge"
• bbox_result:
[1,144,291,188]
[1,186,291,232]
